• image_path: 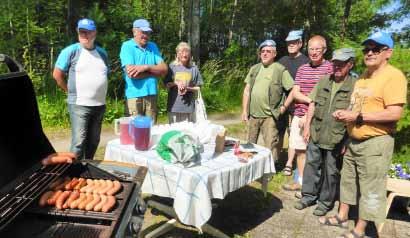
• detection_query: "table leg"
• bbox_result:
[261,174,268,197]
[144,219,177,238]
[145,200,230,238]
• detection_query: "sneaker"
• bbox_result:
[313,206,329,216]
[282,183,301,191]
[294,201,309,210]
[295,191,302,199]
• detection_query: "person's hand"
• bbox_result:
[303,125,310,143]
[298,116,306,128]
[333,110,359,123]
[41,152,77,166]
[127,65,149,78]
[280,105,286,114]
[241,111,248,122]
[177,81,187,95]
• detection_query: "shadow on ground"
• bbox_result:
[142,185,283,237]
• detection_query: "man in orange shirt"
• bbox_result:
[319,32,407,238]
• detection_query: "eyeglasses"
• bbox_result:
[260,49,274,54]
[361,46,387,55]
[308,47,323,52]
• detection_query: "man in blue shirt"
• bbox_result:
[120,19,168,123]
[53,18,109,160]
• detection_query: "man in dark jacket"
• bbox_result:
[294,48,357,216]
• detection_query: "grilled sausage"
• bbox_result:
[106,181,122,196]
[63,191,80,209]
[74,178,87,190]
[94,179,107,194]
[39,191,54,207]
[78,193,94,210]
[65,177,79,190]
[84,180,98,193]
[99,180,113,195]
[56,152,77,159]
[54,177,71,191]
[69,193,86,209]
[56,191,71,210]
[47,190,63,206]
[85,193,101,211]
[101,195,116,213]
[93,194,107,212]
[80,179,94,193]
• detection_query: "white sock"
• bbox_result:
[298,176,303,185]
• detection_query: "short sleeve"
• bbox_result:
[148,42,164,64]
[244,66,255,84]
[281,70,294,91]
[294,65,305,86]
[119,42,134,68]
[193,66,203,86]
[163,64,174,84]
[55,47,73,72]
[383,71,407,106]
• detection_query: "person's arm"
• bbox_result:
[241,84,250,121]
[52,68,68,92]
[126,62,168,79]
[292,85,313,104]
[303,102,315,142]
[333,104,404,123]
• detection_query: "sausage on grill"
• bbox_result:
[74,178,87,190]
[39,191,54,207]
[102,195,116,213]
[47,190,63,206]
[54,177,71,191]
[78,193,94,210]
[93,194,107,212]
[56,191,71,210]
[85,193,101,211]
[69,193,86,209]
[106,181,122,196]
[65,177,79,190]
[63,191,80,209]
[99,180,113,195]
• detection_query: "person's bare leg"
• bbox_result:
[296,150,306,184]
[285,148,296,168]
[353,219,367,236]
[319,202,350,224]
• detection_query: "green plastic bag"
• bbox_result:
[156,130,202,167]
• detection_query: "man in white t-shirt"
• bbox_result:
[53,18,109,160]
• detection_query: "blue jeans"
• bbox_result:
[68,104,105,160]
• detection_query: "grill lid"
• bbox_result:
[0,54,56,229]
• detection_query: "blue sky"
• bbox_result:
[380,0,409,32]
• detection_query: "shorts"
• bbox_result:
[289,116,307,150]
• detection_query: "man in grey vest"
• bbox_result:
[293,48,356,216]
[241,39,294,161]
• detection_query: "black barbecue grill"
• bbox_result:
[0,54,146,237]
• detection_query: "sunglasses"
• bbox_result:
[362,46,387,55]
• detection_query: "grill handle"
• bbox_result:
[0,54,24,73]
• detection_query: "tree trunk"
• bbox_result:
[188,0,200,65]
[25,7,32,74]
[341,0,352,42]
[178,0,185,40]
[7,0,15,58]
[228,0,238,44]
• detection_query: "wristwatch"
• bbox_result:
[356,113,363,126]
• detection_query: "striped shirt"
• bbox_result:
[294,60,333,117]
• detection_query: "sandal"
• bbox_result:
[283,166,292,176]
[336,230,364,238]
[318,214,348,229]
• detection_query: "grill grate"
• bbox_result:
[0,163,70,230]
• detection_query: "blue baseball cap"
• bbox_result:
[362,31,394,48]
[133,19,153,32]
[77,18,96,31]
[258,39,276,50]
[286,30,303,41]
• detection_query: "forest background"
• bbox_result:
[0,0,409,164]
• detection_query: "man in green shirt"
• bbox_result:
[293,48,356,216]
[241,39,294,161]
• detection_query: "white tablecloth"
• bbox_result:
[104,139,275,229]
